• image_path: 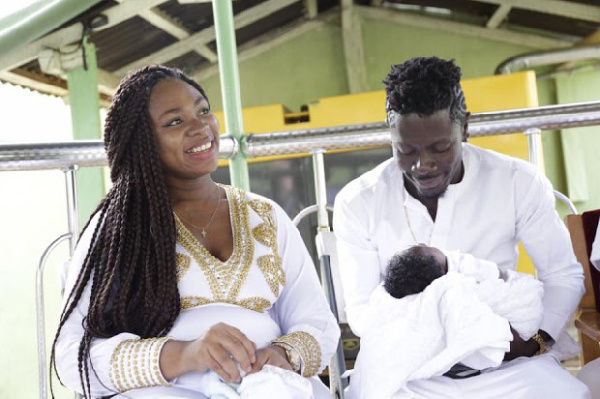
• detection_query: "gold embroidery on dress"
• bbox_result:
[175,253,191,283]
[237,297,271,313]
[250,199,286,297]
[271,331,322,377]
[180,296,212,309]
[248,200,274,224]
[252,222,276,248]
[109,337,170,391]
[176,186,274,313]
[180,295,270,313]
[257,254,285,297]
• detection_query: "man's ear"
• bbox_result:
[462,112,471,142]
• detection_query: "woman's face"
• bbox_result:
[148,78,220,181]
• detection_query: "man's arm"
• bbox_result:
[514,167,585,346]
[333,186,382,337]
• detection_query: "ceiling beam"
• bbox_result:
[191,10,337,82]
[0,70,68,97]
[474,0,600,23]
[139,8,217,61]
[304,0,318,19]
[177,0,240,3]
[486,4,511,29]
[138,9,189,39]
[341,0,368,93]
[115,0,299,76]
[0,0,170,72]
[358,5,571,50]
[114,0,218,62]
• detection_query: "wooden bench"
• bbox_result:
[566,210,600,365]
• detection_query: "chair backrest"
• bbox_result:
[566,210,600,312]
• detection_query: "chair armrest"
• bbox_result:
[575,310,600,341]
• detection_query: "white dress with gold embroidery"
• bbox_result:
[55,186,340,398]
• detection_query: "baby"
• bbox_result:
[384,244,504,299]
[383,244,447,300]
[347,245,544,399]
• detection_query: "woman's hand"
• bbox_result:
[503,326,538,361]
[249,345,293,374]
[160,322,257,383]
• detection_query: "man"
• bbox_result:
[333,57,589,398]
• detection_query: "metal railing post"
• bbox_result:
[311,150,330,231]
[37,165,80,399]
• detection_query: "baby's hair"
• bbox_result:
[384,248,445,299]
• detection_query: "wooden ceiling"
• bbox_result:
[1,0,599,100]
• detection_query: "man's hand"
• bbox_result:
[249,345,294,374]
[503,326,539,361]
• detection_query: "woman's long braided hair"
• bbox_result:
[50,65,209,398]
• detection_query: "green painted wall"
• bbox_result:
[555,69,600,214]
[360,18,533,85]
[201,23,348,112]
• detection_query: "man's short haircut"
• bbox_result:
[383,56,467,125]
[384,249,445,299]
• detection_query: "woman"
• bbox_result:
[52,65,340,398]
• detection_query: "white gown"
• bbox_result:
[333,144,589,398]
[55,185,340,398]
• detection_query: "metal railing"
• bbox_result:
[3,101,600,172]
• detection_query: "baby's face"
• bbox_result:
[409,244,448,274]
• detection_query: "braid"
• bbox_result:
[383,57,468,126]
[51,65,209,398]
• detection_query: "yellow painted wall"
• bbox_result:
[214,71,538,274]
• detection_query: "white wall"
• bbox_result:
[0,82,75,398]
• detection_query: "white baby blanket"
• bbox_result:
[347,270,543,399]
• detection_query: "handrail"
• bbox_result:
[292,204,334,227]
[2,101,600,171]
[555,190,578,215]
[36,233,71,399]
[0,136,238,172]
[243,101,600,157]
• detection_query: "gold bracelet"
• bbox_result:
[531,333,548,356]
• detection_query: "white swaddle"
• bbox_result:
[202,365,313,399]
[347,266,544,399]
[446,250,543,341]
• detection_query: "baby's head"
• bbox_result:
[383,244,447,299]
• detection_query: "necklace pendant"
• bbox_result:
[201,229,207,237]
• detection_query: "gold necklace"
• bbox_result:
[176,189,223,238]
